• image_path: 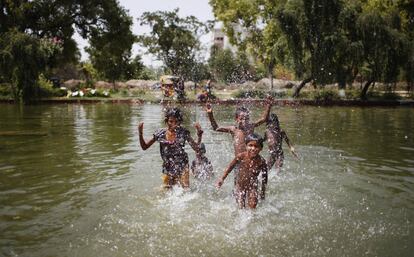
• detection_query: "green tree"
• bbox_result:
[357,1,410,99]
[138,9,212,79]
[124,55,146,80]
[86,2,136,89]
[277,0,348,97]
[208,45,237,83]
[210,0,287,89]
[0,29,62,102]
[0,0,135,102]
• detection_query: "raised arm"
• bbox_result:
[254,95,273,127]
[216,155,241,188]
[194,122,203,145]
[260,163,268,200]
[138,122,156,150]
[186,134,201,155]
[205,103,233,133]
[282,130,299,159]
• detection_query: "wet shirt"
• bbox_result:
[153,127,190,176]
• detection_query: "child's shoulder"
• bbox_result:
[154,128,167,137]
[237,152,248,159]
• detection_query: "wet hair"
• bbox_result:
[199,143,206,154]
[245,133,264,148]
[164,107,183,123]
[235,106,250,119]
[267,113,280,127]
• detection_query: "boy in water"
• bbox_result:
[205,96,273,156]
[138,108,202,189]
[216,134,268,209]
[191,143,214,181]
[265,113,298,174]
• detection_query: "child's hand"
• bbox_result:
[138,122,144,133]
[205,102,212,113]
[215,178,224,189]
[290,146,299,159]
[194,122,203,134]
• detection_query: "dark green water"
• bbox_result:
[0,103,413,257]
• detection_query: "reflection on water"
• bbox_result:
[0,103,413,257]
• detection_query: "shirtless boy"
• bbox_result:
[205,96,273,156]
[216,134,268,209]
[265,113,298,174]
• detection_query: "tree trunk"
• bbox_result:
[270,73,274,90]
[293,77,312,98]
[360,79,374,100]
[112,80,116,91]
[407,81,413,92]
[268,65,274,90]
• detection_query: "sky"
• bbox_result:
[75,0,216,66]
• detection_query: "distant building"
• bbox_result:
[212,28,225,49]
[212,25,247,53]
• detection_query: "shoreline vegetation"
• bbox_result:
[1,78,413,107]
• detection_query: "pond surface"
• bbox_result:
[0,103,413,257]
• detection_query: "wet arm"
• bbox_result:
[207,111,234,133]
[187,135,201,155]
[205,103,220,130]
[194,122,203,145]
[260,164,268,200]
[205,104,234,133]
[254,96,273,127]
[282,131,299,159]
[216,156,239,188]
[138,122,156,150]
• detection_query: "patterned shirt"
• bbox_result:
[153,127,191,176]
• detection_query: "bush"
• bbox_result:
[130,88,146,97]
[119,89,129,97]
[293,90,312,99]
[381,92,402,100]
[232,89,266,99]
[0,84,12,97]
[312,89,340,101]
[344,89,361,100]
[268,90,287,98]
[365,91,401,100]
[37,74,67,97]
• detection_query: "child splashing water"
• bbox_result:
[216,134,268,209]
[191,143,214,181]
[205,96,273,157]
[138,107,202,189]
[265,113,299,174]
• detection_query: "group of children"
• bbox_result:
[138,97,298,209]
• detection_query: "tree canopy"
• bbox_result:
[0,0,136,102]
[210,0,413,97]
[138,9,213,80]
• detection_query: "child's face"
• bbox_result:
[166,117,179,130]
[236,112,250,129]
[246,140,262,157]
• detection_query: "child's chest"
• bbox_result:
[239,158,262,176]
